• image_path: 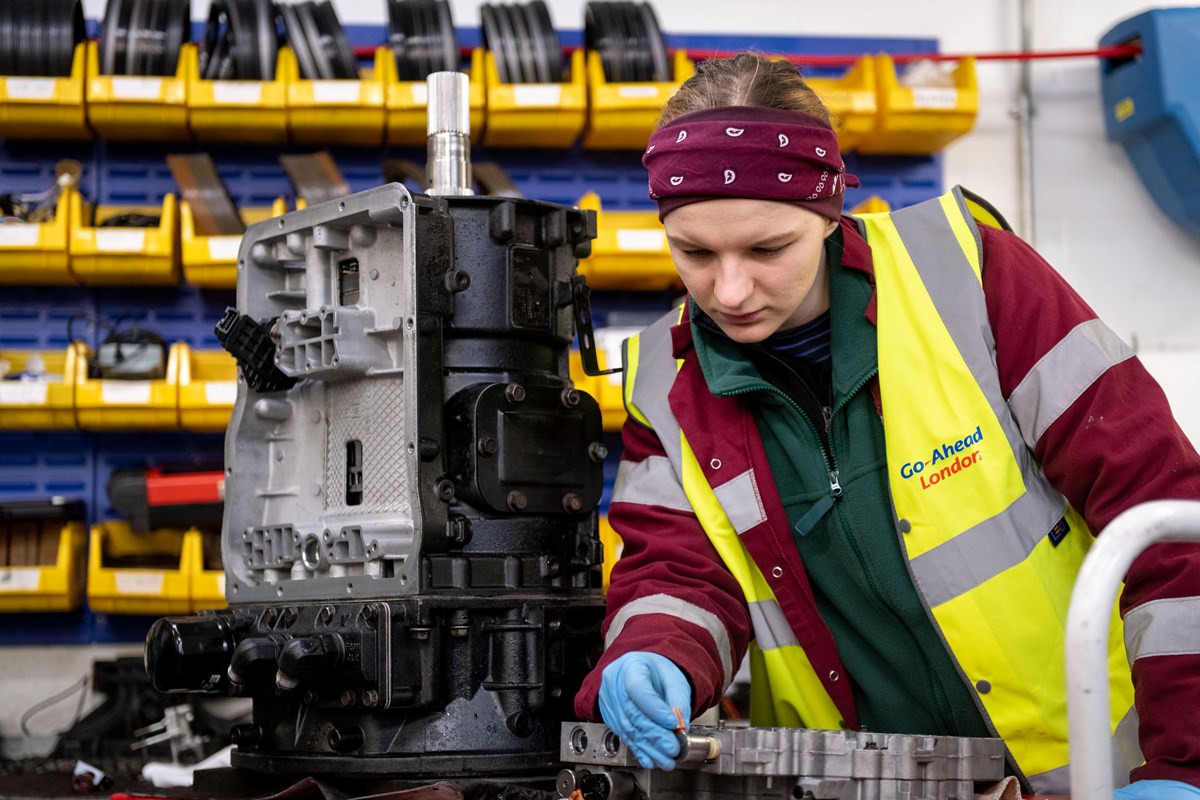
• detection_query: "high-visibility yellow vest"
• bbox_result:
[621,187,1139,794]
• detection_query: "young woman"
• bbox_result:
[574,52,1200,798]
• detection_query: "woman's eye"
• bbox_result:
[681,249,711,258]
[754,245,786,256]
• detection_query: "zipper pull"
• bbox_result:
[828,469,842,498]
[822,404,832,432]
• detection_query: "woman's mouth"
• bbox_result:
[720,310,763,324]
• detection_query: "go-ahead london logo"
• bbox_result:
[899,425,985,490]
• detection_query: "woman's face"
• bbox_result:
[664,198,839,344]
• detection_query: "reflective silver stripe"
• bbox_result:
[629,311,685,467]
[605,593,734,684]
[1028,764,1070,795]
[748,598,800,651]
[1007,319,1135,450]
[890,193,1072,607]
[1124,595,1200,660]
[612,457,691,512]
[712,469,768,535]
[1114,704,1143,779]
[910,476,1067,607]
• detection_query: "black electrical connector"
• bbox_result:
[214,307,297,393]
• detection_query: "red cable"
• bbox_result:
[681,43,1142,66]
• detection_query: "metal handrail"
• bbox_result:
[1066,499,1200,799]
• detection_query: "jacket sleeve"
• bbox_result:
[980,224,1200,786]
[574,413,752,721]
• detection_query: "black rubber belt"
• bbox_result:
[200,0,276,80]
[473,162,524,198]
[167,153,245,237]
[382,158,428,190]
[99,0,188,76]
[279,152,351,207]
[3,0,83,77]
[585,1,668,82]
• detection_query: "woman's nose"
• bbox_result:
[712,257,753,308]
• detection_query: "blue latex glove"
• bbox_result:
[597,652,692,770]
[1115,779,1200,798]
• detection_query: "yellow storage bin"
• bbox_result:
[583,50,694,150]
[806,55,878,153]
[386,48,486,146]
[857,54,978,155]
[185,528,226,611]
[85,41,191,141]
[87,521,191,615]
[287,46,387,146]
[0,186,77,285]
[68,192,180,286]
[0,42,90,140]
[0,347,78,429]
[483,48,586,148]
[598,514,622,594]
[72,341,181,430]
[849,195,892,214]
[178,344,237,432]
[576,192,680,291]
[0,520,87,612]
[186,46,289,144]
[181,197,287,288]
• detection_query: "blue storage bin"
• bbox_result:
[1099,8,1200,238]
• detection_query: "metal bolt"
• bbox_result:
[282,607,299,627]
[587,442,609,462]
[450,626,469,638]
[505,384,526,403]
[302,691,317,705]
[477,437,498,456]
[340,690,356,706]
[362,690,380,707]
[361,605,377,624]
[262,607,279,626]
[562,493,583,513]
[435,479,456,501]
[560,388,580,407]
[506,490,528,512]
[318,605,334,624]
[411,627,430,640]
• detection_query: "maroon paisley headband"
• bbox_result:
[642,106,860,221]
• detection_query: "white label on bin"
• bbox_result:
[595,327,640,386]
[213,83,262,104]
[616,228,665,252]
[111,77,163,100]
[911,87,958,109]
[0,568,41,591]
[205,381,237,405]
[313,81,362,103]
[0,383,48,405]
[95,229,146,252]
[410,83,428,104]
[617,85,661,98]
[116,571,163,595]
[513,84,561,106]
[0,225,40,246]
[5,78,56,100]
[207,235,242,261]
[101,381,152,404]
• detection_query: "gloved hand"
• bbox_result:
[1114,779,1200,798]
[597,651,692,770]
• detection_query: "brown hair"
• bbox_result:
[657,52,831,129]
